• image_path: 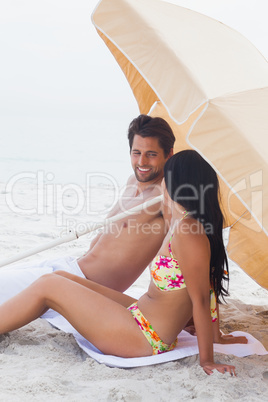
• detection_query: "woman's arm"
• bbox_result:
[173,225,236,375]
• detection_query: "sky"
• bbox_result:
[0,0,267,184]
[0,0,138,122]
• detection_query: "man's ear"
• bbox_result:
[167,148,174,159]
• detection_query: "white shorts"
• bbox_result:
[0,256,85,306]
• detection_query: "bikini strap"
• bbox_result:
[168,210,189,258]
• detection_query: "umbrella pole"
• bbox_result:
[0,195,163,268]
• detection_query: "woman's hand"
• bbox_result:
[202,362,236,376]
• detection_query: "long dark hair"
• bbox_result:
[164,150,229,301]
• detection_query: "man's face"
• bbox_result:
[130,135,171,183]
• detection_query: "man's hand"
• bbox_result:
[215,330,248,344]
[184,326,248,345]
[184,324,196,336]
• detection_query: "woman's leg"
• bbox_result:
[0,273,152,358]
[53,270,137,307]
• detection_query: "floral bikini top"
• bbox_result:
[150,211,218,321]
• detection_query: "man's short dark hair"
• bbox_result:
[128,114,175,157]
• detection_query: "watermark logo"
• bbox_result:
[5,171,120,226]
[4,169,264,236]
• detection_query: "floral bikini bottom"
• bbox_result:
[127,301,178,355]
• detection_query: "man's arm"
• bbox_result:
[85,175,136,253]
[212,304,248,344]
[184,304,248,345]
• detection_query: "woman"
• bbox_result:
[0,151,242,375]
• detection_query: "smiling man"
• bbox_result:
[131,134,171,184]
[77,114,175,290]
[0,115,175,303]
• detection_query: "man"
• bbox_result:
[77,114,174,291]
[0,114,175,303]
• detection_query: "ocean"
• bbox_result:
[0,115,137,188]
[0,111,139,240]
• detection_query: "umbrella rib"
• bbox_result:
[229,211,248,228]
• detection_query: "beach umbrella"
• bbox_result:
[92,0,268,289]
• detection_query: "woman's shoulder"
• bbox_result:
[175,216,206,237]
[172,218,210,262]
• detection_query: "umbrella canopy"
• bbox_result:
[92,0,268,289]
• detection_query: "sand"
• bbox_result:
[0,181,267,401]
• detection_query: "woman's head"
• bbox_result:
[164,150,219,222]
[164,150,229,301]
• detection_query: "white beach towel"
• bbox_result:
[44,314,268,368]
